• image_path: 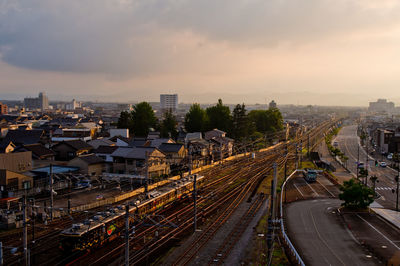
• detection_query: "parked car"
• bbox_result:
[388,153,393,160]
[380,161,387,167]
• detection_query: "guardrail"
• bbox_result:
[280,170,306,266]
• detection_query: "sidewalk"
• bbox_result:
[316,141,354,184]
[371,207,400,229]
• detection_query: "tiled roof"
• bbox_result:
[111,147,158,160]
[75,154,104,165]
[3,129,44,146]
[93,145,119,154]
[23,144,55,158]
[158,143,184,153]
[54,140,93,151]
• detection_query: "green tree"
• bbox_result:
[339,178,374,209]
[205,99,232,133]
[267,107,284,132]
[248,109,283,133]
[131,102,157,137]
[117,111,133,133]
[232,103,251,140]
[160,111,178,139]
[184,103,208,132]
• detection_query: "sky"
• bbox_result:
[1,0,400,106]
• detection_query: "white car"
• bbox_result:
[380,161,387,167]
[388,153,393,160]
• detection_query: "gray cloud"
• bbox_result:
[1,0,400,74]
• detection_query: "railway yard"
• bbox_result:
[0,120,333,265]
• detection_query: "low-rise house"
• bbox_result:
[209,136,234,160]
[109,135,130,147]
[88,138,114,149]
[185,132,202,144]
[2,129,44,147]
[51,128,92,142]
[109,128,129,138]
[188,139,212,167]
[93,145,119,172]
[148,138,175,148]
[17,144,55,160]
[158,143,186,165]
[204,129,226,140]
[147,131,160,140]
[52,140,93,161]
[111,147,169,177]
[68,154,104,177]
[0,141,16,153]
[0,151,32,172]
[0,169,33,198]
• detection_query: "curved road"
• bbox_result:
[286,199,378,265]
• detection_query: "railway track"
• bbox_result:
[209,193,265,265]
[2,119,335,265]
[75,120,333,265]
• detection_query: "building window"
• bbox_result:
[23,181,31,190]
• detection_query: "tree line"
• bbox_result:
[117,99,283,141]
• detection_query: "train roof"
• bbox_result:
[61,174,204,237]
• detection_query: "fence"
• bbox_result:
[69,141,285,213]
[280,170,306,266]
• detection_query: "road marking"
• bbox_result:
[310,208,346,265]
[293,183,305,197]
[376,187,394,191]
[356,214,400,251]
[316,179,335,197]
[304,179,320,197]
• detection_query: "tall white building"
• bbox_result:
[160,94,178,113]
[369,99,395,113]
[24,92,49,111]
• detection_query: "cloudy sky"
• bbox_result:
[1,0,400,106]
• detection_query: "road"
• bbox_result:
[335,125,399,209]
[285,199,378,265]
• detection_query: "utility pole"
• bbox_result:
[125,205,129,266]
[365,140,369,186]
[300,141,303,168]
[193,174,197,232]
[0,242,3,266]
[284,147,288,203]
[23,196,28,266]
[272,163,277,219]
[396,175,399,212]
[357,145,360,179]
[220,142,223,163]
[189,145,192,175]
[307,133,310,158]
[145,152,149,197]
[295,143,298,169]
[396,160,400,212]
[49,164,53,221]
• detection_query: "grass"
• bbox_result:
[270,241,290,266]
[300,160,316,169]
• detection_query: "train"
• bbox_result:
[60,174,205,252]
[302,168,318,182]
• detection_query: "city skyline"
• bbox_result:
[2,1,400,106]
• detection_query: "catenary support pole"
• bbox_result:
[49,164,53,221]
[125,205,129,266]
